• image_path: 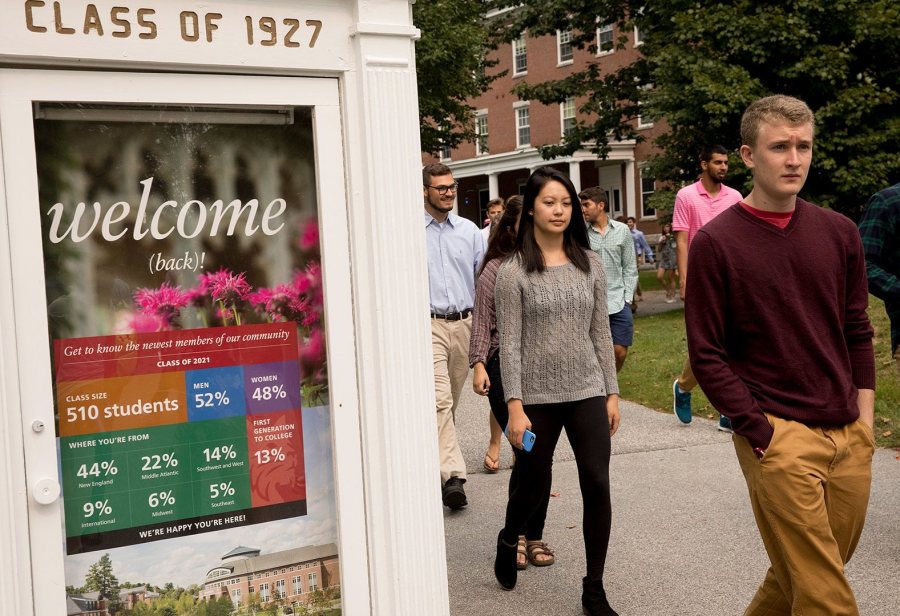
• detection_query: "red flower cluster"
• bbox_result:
[206,269,252,305]
[133,282,189,327]
[125,218,327,403]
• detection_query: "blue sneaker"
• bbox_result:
[718,415,734,433]
[673,379,692,424]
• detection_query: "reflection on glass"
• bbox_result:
[37,105,326,404]
[35,104,342,614]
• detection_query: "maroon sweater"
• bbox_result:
[685,199,876,450]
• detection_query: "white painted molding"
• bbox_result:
[343,29,450,616]
[625,159,637,219]
[350,23,421,39]
[0,95,36,616]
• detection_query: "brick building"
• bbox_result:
[428,12,666,235]
[198,543,340,610]
[65,592,106,616]
[118,585,160,611]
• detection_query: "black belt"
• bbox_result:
[431,309,472,321]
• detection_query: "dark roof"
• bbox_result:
[221,545,261,559]
[66,594,99,615]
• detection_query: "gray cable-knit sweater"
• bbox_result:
[495,251,619,405]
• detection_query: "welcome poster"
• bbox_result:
[35,105,342,614]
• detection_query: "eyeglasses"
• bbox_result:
[424,182,459,195]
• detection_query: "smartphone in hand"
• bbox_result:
[504,426,537,452]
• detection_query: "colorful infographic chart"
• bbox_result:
[55,323,306,554]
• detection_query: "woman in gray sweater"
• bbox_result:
[493,167,621,616]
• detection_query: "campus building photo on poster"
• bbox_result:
[35,104,342,615]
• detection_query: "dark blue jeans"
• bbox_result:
[486,352,550,541]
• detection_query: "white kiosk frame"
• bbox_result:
[0,69,368,615]
[0,2,448,615]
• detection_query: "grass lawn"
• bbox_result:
[637,268,666,292]
[618,296,899,448]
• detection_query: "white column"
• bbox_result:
[488,172,499,199]
[347,4,450,614]
[0,108,36,616]
[568,161,582,192]
[625,158,637,219]
[247,154,292,285]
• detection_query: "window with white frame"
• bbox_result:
[513,34,527,74]
[439,143,451,161]
[637,84,653,128]
[640,167,656,218]
[515,105,530,148]
[259,583,270,602]
[276,579,285,599]
[231,589,241,604]
[308,572,318,592]
[557,29,573,64]
[475,112,489,155]
[637,105,653,128]
[293,575,302,595]
[634,6,645,46]
[597,23,614,54]
[561,97,576,137]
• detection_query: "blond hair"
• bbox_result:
[740,95,814,147]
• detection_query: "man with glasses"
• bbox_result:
[423,163,486,509]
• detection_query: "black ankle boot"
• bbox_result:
[494,530,518,590]
[582,576,619,615]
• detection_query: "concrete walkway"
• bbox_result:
[444,383,900,615]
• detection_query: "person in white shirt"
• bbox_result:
[482,198,505,244]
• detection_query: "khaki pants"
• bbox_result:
[431,316,471,484]
[734,414,875,615]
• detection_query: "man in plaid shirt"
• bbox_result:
[859,182,899,373]
[580,187,638,372]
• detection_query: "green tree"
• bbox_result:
[487,1,646,159]
[205,595,234,616]
[489,0,900,218]
[641,0,899,217]
[83,553,122,614]
[414,0,501,154]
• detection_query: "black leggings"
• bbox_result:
[499,395,612,582]
[486,353,550,540]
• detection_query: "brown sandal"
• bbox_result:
[483,451,500,474]
[516,535,528,570]
[525,540,555,567]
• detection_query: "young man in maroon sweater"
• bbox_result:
[685,95,876,615]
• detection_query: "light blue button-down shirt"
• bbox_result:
[587,219,639,315]
[425,211,486,314]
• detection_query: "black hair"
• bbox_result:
[516,167,590,273]
[699,144,729,164]
[480,196,522,275]
[578,186,609,210]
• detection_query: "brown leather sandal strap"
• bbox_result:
[525,541,555,565]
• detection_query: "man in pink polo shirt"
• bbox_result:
[671,145,742,428]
